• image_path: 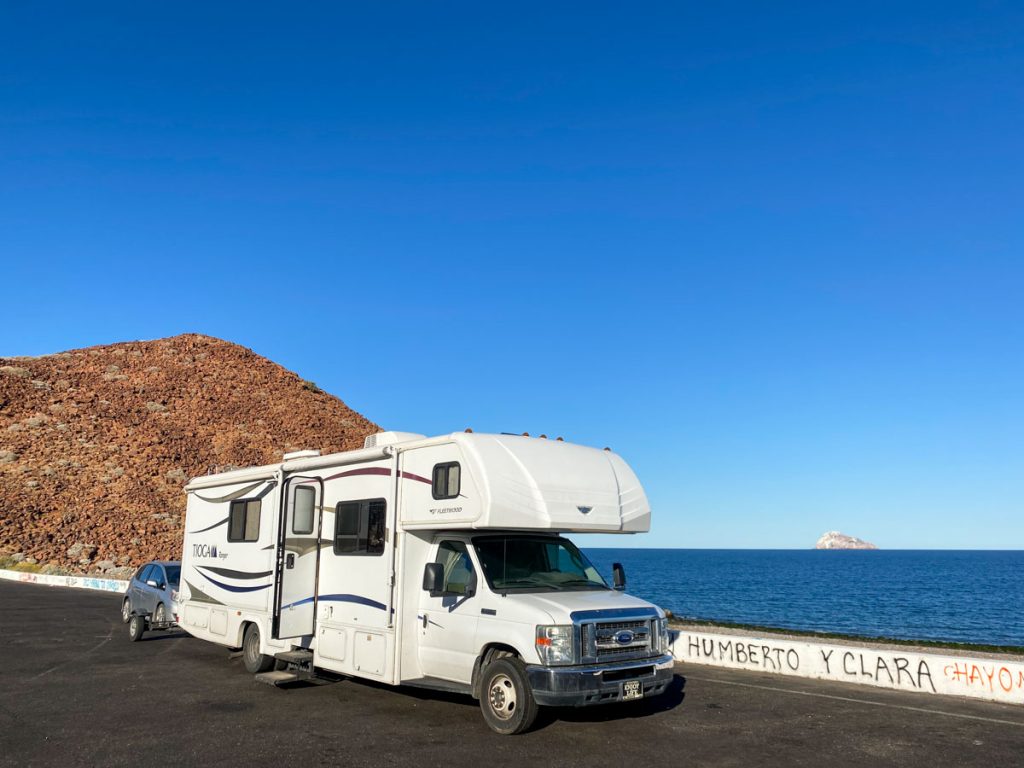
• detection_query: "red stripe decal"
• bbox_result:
[400,471,432,485]
[322,467,392,482]
[320,467,431,485]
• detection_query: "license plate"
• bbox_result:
[622,679,643,701]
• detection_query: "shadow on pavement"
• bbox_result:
[134,629,191,642]
[237,669,688,727]
[540,674,687,729]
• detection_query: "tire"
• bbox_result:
[121,598,131,624]
[154,603,166,626]
[479,657,539,735]
[128,613,146,642]
[242,624,274,674]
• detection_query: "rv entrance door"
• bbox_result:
[273,476,323,639]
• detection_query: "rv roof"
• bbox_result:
[184,434,649,536]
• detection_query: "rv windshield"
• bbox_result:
[473,535,609,593]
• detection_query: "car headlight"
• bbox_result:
[535,624,576,665]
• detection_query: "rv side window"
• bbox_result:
[432,462,461,500]
[333,498,386,556]
[292,486,316,535]
[228,499,262,542]
[435,540,474,595]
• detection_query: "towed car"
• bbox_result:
[121,560,180,640]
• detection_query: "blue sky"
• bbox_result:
[1,3,1021,548]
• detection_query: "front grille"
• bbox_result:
[579,617,656,663]
[595,620,647,632]
[596,645,648,658]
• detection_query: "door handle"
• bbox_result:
[286,553,295,569]
[421,613,427,629]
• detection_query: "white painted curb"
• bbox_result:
[671,629,1024,706]
[0,568,128,593]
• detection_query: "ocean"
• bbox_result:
[583,549,1024,647]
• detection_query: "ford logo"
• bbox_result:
[614,630,635,645]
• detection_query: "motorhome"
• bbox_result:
[178,431,673,734]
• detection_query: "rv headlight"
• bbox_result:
[655,617,669,652]
[535,624,576,665]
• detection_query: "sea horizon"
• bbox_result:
[584,546,1024,552]
[581,548,1024,647]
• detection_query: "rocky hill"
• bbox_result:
[0,334,379,575]
[815,531,878,550]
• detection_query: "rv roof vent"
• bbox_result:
[283,449,321,461]
[364,431,427,449]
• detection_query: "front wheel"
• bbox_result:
[479,657,539,735]
[242,624,274,674]
[128,613,146,642]
[154,603,166,626]
[121,598,131,624]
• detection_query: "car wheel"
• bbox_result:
[479,657,539,735]
[128,613,146,642]
[242,624,274,674]
[121,598,131,624]
[154,603,166,626]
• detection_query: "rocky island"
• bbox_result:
[815,531,878,550]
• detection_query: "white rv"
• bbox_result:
[178,431,673,734]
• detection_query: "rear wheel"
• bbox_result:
[242,624,274,674]
[128,613,146,642]
[479,657,539,735]
[121,598,131,624]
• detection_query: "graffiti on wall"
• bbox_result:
[685,636,801,672]
[682,634,935,691]
[944,662,1024,695]
[0,569,127,593]
[674,630,1024,705]
[820,648,935,691]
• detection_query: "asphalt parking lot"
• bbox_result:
[0,579,1021,767]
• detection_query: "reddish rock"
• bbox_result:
[0,334,380,569]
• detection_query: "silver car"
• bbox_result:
[121,560,180,636]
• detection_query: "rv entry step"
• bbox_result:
[275,649,314,666]
[253,649,316,686]
[255,670,302,687]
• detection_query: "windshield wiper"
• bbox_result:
[495,579,559,590]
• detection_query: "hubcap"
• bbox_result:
[488,674,517,720]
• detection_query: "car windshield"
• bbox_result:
[164,565,181,587]
[473,536,608,592]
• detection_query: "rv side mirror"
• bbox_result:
[464,570,478,598]
[612,562,626,591]
[423,563,444,596]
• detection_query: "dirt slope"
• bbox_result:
[0,334,379,574]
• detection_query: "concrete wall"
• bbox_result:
[671,628,1024,706]
[0,568,128,593]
